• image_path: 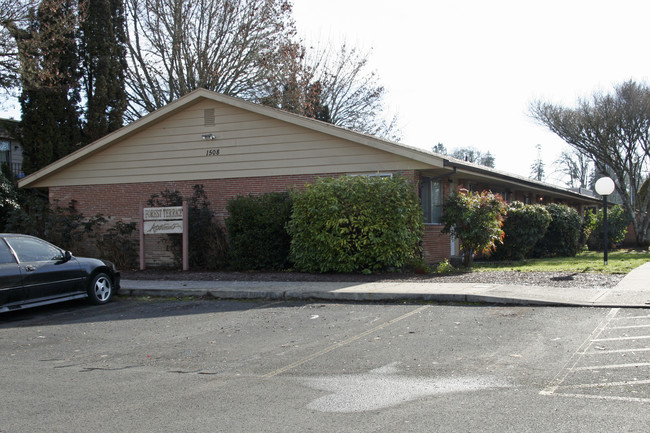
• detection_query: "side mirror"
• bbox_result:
[64,250,73,262]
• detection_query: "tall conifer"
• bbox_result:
[19,0,81,174]
[79,0,127,143]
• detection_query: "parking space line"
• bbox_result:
[541,308,619,396]
[542,308,650,403]
[587,347,650,355]
[574,362,650,371]
[557,379,650,389]
[546,393,650,404]
[261,305,430,379]
[592,335,650,342]
[610,324,650,330]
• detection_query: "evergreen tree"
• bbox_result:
[19,0,81,175]
[79,0,127,143]
[530,144,545,181]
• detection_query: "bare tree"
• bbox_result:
[123,0,298,119]
[306,43,400,141]
[530,80,650,245]
[448,146,495,168]
[0,0,38,94]
[260,41,401,141]
[553,149,593,189]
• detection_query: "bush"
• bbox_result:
[530,203,583,257]
[492,202,551,260]
[586,205,631,250]
[226,192,293,270]
[148,185,227,269]
[441,189,507,267]
[287,175,423,273]
[5,193,104,255]
[95,221,138,268]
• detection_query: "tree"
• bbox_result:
[123,0,298,120]
[0,0,38,93]
[449,146,495,168]
[530,144,545,181]
[79,0,128,143]
[441,189,506,267]
[262,42,398,140]
[18,0,82,174]
[530,80,650,245]
[306,43,399,140]
[553,148,593,189]
[432,142,447,154]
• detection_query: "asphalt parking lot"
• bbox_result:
[1,297,648,432]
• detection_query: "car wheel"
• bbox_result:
[88,272,114,305]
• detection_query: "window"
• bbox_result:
[0,241,16,264]
[0,140,9,165]
[421,178,443,224]
[5,237,64,262]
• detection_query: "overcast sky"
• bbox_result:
[291,0,650,182]
[2,1,648,184]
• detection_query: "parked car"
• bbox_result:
[0,234,120,313]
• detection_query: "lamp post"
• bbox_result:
[594,177,615,265]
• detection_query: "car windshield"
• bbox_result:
[5,237,64,262]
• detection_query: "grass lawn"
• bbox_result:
[473,248,650,274]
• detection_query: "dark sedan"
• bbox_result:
[0,234,120,313]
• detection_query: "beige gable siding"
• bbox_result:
[32,100,430,187]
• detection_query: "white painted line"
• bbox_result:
[586,347,650,355]
[593,335,650,342]
[541,308,619,396]
[574,362,650,371]
[541,392,650,404]
[615,314,650,319]
[556,379,650,389]
[611,324,650,330]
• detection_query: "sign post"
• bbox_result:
[141,203,189,270]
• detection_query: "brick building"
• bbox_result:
[18,89,600,267]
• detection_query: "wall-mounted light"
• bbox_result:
[202,134,216,140]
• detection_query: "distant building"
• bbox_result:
[0,119,23,178]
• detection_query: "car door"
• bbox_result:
[4,236,85,301]
[0,238,23,306]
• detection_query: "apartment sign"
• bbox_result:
[143,206,184,234]
[141,203,189,271]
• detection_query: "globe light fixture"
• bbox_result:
[594,177,615,265]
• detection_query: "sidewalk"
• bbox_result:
[120,262,650,308]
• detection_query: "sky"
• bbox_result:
[2,0,648,185]
[290,0,650,182]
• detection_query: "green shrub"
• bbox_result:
[225,192,293,270]
[586,205,631,250]
[492,202,551,260]
[530,203,583,257]
[441,189,507,267]
[435,258,455,274]
[287,175,423,273]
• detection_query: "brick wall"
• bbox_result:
[422,225,451,263]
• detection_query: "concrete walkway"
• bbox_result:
[120,262,650,308]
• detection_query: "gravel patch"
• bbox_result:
[123,269,625,290]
